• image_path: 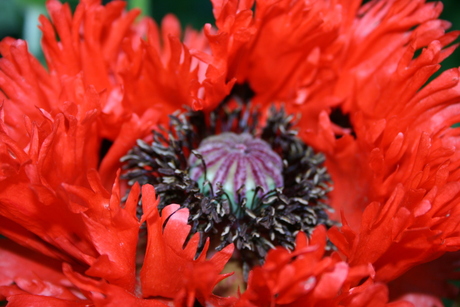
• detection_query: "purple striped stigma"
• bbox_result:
[189,132,283,214]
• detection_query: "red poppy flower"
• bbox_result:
[1,0,460,306]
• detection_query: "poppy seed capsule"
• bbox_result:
[188,132,283,215]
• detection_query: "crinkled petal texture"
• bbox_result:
[1,0,460,306]
[0,87,234,304]
[0,78,142,288]
[237,227,413,307]
[324,0,460,296]
[0,0,233,305]
[206,0,460,303]
[0,0,234,187]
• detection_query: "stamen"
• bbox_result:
[121,99,337,268]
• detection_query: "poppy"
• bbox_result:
[0,0,460,306]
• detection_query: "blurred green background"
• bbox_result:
[1,0,459,75]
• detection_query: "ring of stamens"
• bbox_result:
[121,100,336,267]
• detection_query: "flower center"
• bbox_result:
[189,132,283,214]
[121,99,336,268]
